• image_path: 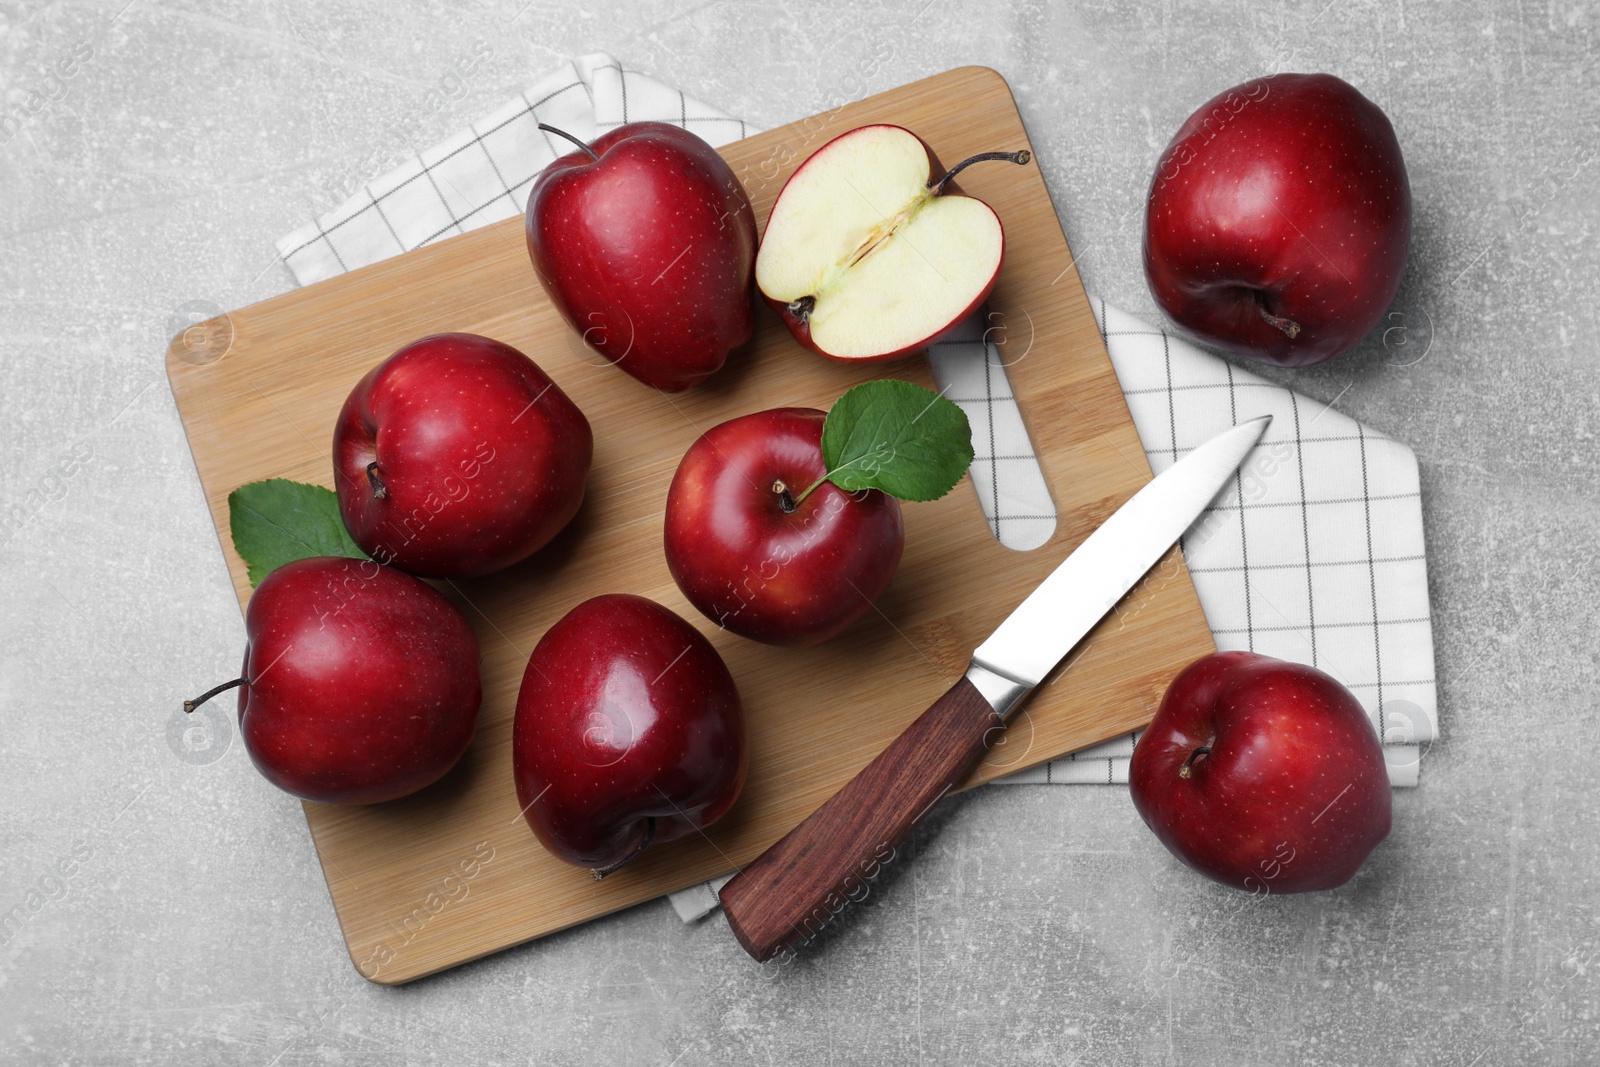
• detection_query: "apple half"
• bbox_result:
[755,124,1030,362]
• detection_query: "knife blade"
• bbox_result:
[718,415,1272,963]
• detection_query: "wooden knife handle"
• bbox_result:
[720,675,1003,962]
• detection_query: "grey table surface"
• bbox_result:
[3,1,1597,1064]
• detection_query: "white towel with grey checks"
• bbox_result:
[276,54,1436,922]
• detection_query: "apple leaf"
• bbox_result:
[228,479,367,587]
[820,379,974,503]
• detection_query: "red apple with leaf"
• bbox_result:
[1129,651,1391,894]
[513,594,746,878]
[756,124,1030,362]
[1143,73,1412,367]
[525,121,757,392]
[664,379,972,646]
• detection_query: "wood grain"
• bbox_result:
[165,65,1215,984]
[720,676,1001,962]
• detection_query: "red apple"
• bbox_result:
[525,121,756,392]
[333,332,592,579]
[184,556,482,805]
[513,594,746,876]
[1143,73,1412,367]
[756,124,1029,362]
[663,407,905,646]
[1129,651,1391,894]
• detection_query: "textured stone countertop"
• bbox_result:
[3,1,1597,1064]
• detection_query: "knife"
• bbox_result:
[718,415,1272,962]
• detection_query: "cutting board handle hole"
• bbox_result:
[927,305,1056,551]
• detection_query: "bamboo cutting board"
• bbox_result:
[167,66,1214,984]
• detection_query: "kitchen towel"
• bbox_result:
[274,53,1436,921]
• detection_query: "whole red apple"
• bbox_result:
[184,556,482,805]
[333,332,592,579]
[1143,73,1412,367]
[1129,651,1391,894]
[525,121,756,392]
[663,407,905,646]
[513,594,746,876]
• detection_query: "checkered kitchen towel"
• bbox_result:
[276,53,1436,921]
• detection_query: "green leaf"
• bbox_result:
[820,379,974,503]
[228,479,367,586]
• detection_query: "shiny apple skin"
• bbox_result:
[238,556,482,805]
[663,407,905,646]
[1129,651,1391,894]
[334,333,592,580]
[512,594,747,871]
[525,121,756,392]
[1143,73,1411,367]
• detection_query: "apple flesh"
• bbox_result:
[663,407,905,646]
[333,332,592,580]
[525,121,757,392]
[756,124,1029,362]
[513,594,746,877]
[1143,73,1412,367]
[1129,651,1391,894]
[186,556,483,805]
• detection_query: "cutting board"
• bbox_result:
[166,66,1214,984]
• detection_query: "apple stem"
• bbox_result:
[772,480,798,514]
[1177,745,1212,780]
[590,817,655,881]
[928,149,1032,196]
[791,473,832,510]
[184,677,246,714]
[538,123,600,163]
[365,462,388,500]
[1256,303,1302,340]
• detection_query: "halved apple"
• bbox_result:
[756,124,1030,362]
